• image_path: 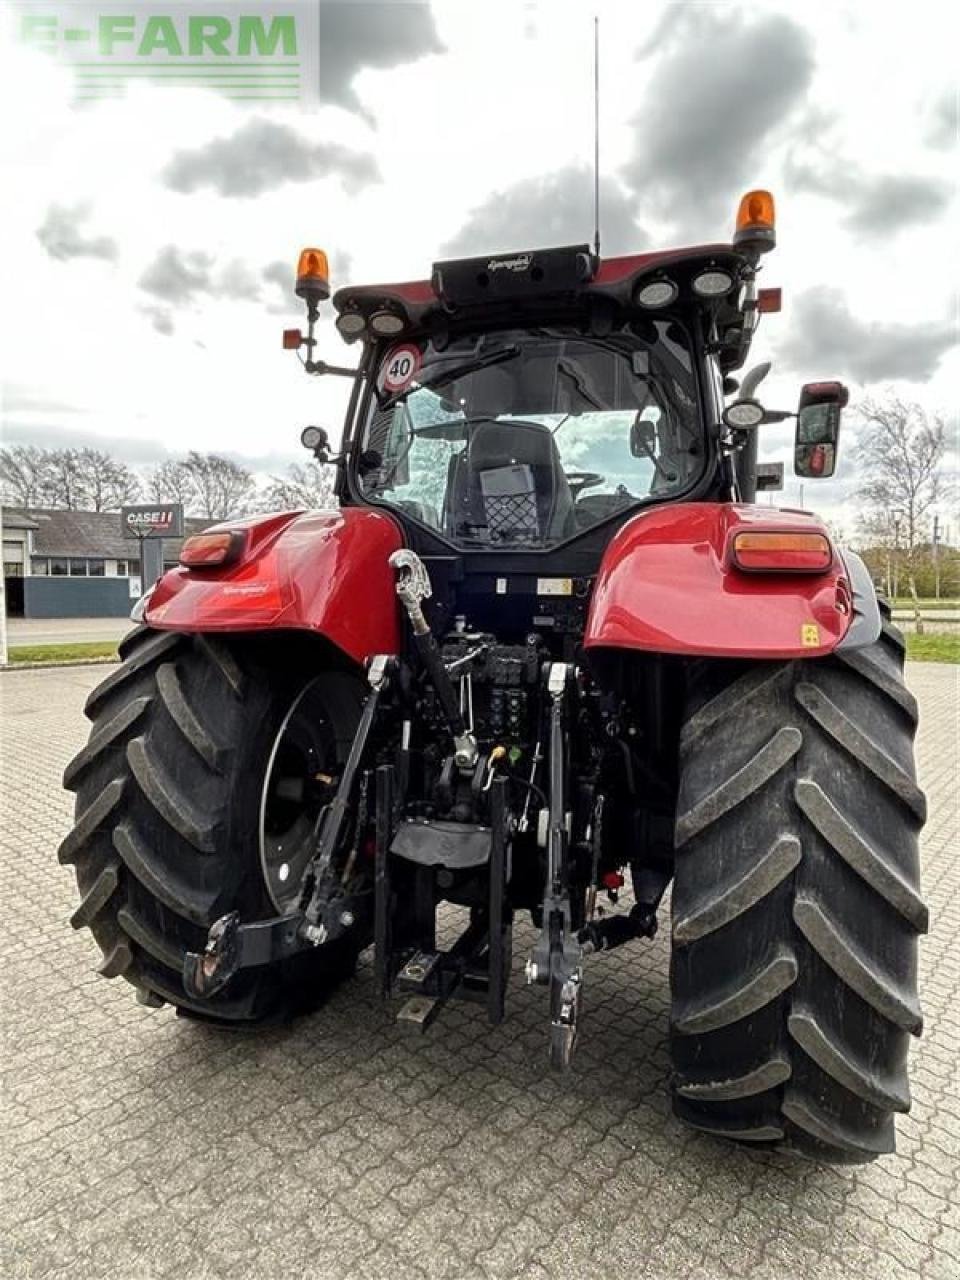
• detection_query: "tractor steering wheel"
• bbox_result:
[565,471,605,497]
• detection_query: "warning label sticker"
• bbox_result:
[801,623,821,647]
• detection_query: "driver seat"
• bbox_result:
[444,420,574,542]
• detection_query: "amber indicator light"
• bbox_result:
[736,190,775,232]
[297,248,329,280]
[733,531,831,573]
[180,531,245,568]
[295,248,331,302]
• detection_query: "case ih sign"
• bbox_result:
[121,503,184,539]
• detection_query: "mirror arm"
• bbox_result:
[304,358,362,379]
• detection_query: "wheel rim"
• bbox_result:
[258,677,342,913]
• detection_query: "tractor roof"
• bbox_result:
[331,241,779,372]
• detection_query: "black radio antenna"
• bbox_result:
[593,14,601,259]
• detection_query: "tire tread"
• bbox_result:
[670,630,925,1163]
[61,631,364,1024]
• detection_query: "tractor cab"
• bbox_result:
[284,193,824,596]
[325,237,751,562]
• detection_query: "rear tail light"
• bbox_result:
[180,530,247,568]
[732,531,831,573]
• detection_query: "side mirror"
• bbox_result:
[630,417,657,457]
[794,382,848,479]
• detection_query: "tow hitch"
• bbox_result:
[184,909,304,1000]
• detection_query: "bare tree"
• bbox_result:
[144,459,197,508]
[0,445,56,507]
[258,460,337,512]
[45,448,91,509]
[74,448,142,510]
[852,394,951,625]
[145,454,255,517]
[181,451,255,519]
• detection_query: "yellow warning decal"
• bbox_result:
[537,578,573,597]
[801,623,821,647]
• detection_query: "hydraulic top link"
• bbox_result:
[389,549,478,769]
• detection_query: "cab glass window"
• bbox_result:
[358,322,703,548]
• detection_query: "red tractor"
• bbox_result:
[62,191,926,1162]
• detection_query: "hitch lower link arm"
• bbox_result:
[183,653,395,1001]
[526,662,584,1070]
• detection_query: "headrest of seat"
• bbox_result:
[468,420,558,471]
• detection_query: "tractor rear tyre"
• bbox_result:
[670,605,927,1162]
[60,627,369,1023]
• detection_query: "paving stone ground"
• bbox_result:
[2,661,958,1280]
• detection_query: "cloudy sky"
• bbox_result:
[0,0,956,526]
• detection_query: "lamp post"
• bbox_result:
[0,505,8,667]
[892,511,902,603]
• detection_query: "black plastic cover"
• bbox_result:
[836,549,883,651]
[391,819,493,868]
[431,245,595,307]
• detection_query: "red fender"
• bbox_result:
[145,508,404,664]
[584,502,852,659]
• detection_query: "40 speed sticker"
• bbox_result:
[378,343,422,393]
